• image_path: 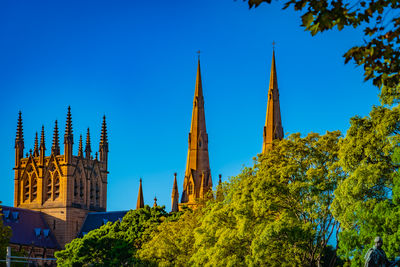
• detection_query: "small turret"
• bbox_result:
[78,134,83,158]
[216,174,224,202]
[99,115,109,167]
[85,128,91,159]
[52,120,60,155]
[136,178,144,210]
[33,132,39,157]
[39,126,46,164]
[15,111,24,166]
[171,173,179,212]
[153,196,157,208]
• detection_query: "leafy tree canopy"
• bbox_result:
[0,202,12,261]
[55,205,171,267]
[137,209,202,267]
[332,105,400,266]
[246,0,400,105]
[190,131,343,267]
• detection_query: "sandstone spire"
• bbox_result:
[262,50,283,153]
[180,58,212,207]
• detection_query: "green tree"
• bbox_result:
[0,202,12,263]
[55,205,169,267]
[191,131,344,267]
[246,0,400,105]
[331,105,400,266]
[137,209,201,267]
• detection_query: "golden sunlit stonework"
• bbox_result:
[10,51,283,252]
[262,50,284,153]
[13,108,109,248]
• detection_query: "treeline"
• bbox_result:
[55,105,400,266]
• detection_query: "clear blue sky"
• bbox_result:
[0,0,379,211]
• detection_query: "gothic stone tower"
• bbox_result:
[13,107,109,248]
[262,50,284,153]
[178,59,212,210]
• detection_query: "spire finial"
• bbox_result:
[52,120,60,155]
[64,106,73,139]
[40,125,46,151]
[272,41,276,51]
[78,134,83,157]
[15,111,24,142]
[33,132,39,157]
[100,115,108,145]
[85,128,92,158]
[197,50,201,61]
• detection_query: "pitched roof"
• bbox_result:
[1,206,60,249]
[77,210,129,238]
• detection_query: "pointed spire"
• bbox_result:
[33,132,39,157]
[78,134,83,157]
[85,128,92,159]
[15,111,24,143]
[181,57,212,206]
[100,115,108,145]
[39,125,46,162]
[153,196,157,208]
[171,172,179,212]
[263,49,284,153]
[64,106,74,163]
[52,120,60,155]
[136,178,144,210]
[64,106,73,139]
[99,115,109,166]
[194,58,203,101]
[15,111,24,165]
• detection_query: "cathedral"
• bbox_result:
[2,50,283,260]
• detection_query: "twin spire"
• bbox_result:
[14,107,109,163]
[262,50,284,153]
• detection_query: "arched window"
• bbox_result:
[24,177,30,202]
[54,173,60,199]
[95,182,100,205]
[74,178,78,197]
[90,182,94,200]
[188,182,193,195]
[31,174,37,201]
[80,179,84,198]
[46,175,52,201]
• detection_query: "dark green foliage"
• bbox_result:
[332,106,400,266]
[55,205,171,266]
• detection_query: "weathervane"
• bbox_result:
[197,50,201,60]
[272,41,276,51]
